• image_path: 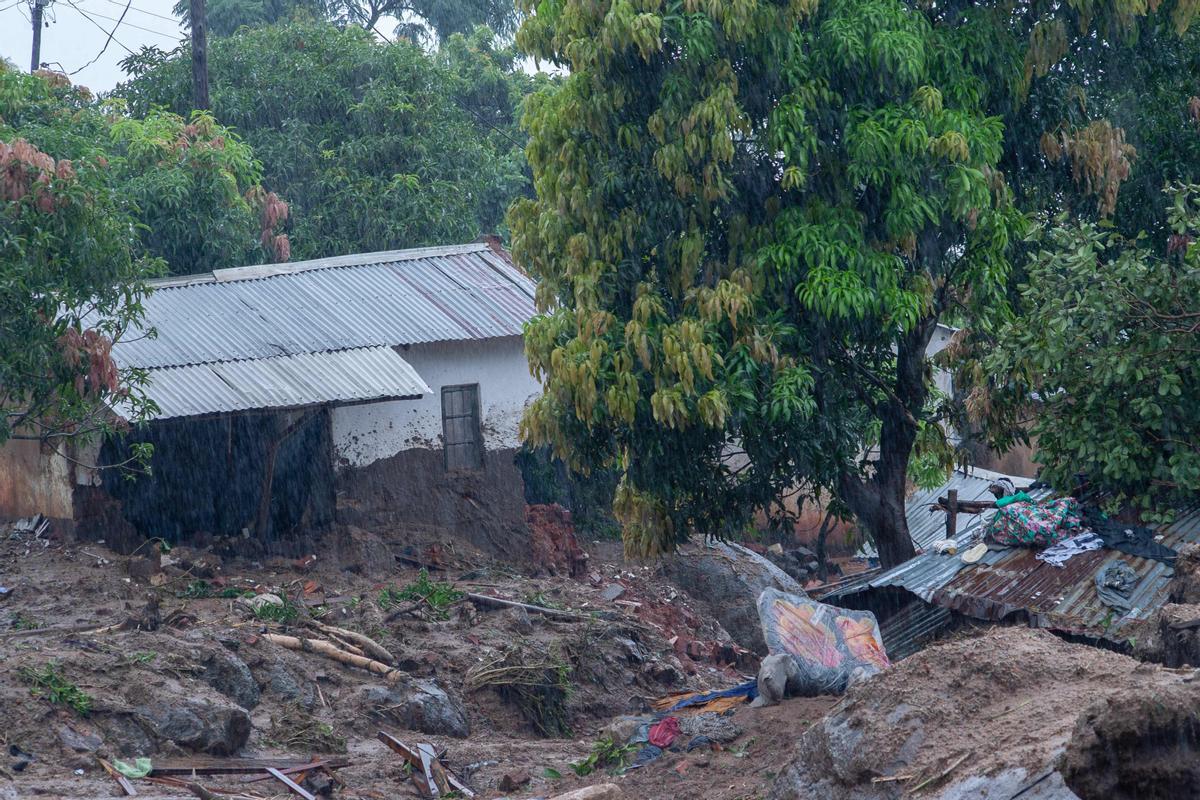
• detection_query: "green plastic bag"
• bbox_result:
[112,757,152,779]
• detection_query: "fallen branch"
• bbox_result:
[262,633,403,682]
[0,622,109,640]
[306,621,394,664]
[465,593,589,622]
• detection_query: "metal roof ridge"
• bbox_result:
[145,243,493,289]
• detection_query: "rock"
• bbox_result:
[57,725,102,753]
[548,785,624,800]
[134,700,251,755]
[96,713,157,757]
[506,605,534,635]
[357,678,470,738]
[600,583,626,603]
[303,771,335,797]
[601,715,649,746]
[499,771,531,792]
[202,649,260,709]
[259,663,316,709]
[755,653,804,706]
[665,540,807,654]
[237,593,283,612]
[678,712,741,744]
[126,556,158,583]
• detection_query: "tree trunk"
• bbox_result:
[837,316,939,568]
[191,0,210,111]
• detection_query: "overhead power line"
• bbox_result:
[71,0,132,74]
[91,0,177,24]
[63,0,136,53]
[71,0,178,38]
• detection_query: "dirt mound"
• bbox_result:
[768,626,1195,800]
[1061,681,1200,800]
[0,519,751,798]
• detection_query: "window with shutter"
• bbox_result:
[441,384,483,471]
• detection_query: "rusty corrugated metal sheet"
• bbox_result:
[114,244,537,370]
[931,504,1200,642]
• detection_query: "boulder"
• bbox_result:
[665,540,807,654]
[133,700,251,755]
[259,662,317,709]
[202,649,260,710]
[57,725,102,753]
[356,678,470,738]
[753,653,804,706]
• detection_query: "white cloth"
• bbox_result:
[1036,532,1104,568]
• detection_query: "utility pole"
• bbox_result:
[190,0,209,110]
[29,0,47,73]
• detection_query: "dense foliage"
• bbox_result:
[511,0,1197,564]
[0,68,158,446]
[2,68,286,274]
[117,22,550,261]
[173,0,519,41]
[980,188,1200,515]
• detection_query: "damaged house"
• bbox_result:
[0,242,540,553]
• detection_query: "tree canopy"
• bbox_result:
[117,21,551,263]
[510,0,1198,565]
[173,0,520,40]
[981,188,1200,515]
[0,67,159,447]
[3,67,286,275]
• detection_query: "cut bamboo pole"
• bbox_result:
[262,633,402,682]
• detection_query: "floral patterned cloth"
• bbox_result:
[985,497,1083,548]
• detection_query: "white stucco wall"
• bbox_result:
[330,336,541,468]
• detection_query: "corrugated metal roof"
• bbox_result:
[820,470,1052,603]
[933,503,1200,641]
[118,346,430,420]
[113,244,536,370]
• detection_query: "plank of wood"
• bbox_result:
[150,757,349,775]
[267,766,316,800]
[240,759,346,784]
[377,731,423,768]
[98,759,138,796]
[465,592,590,621]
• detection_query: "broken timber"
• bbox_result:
[465,592,590,622]
[266,766,316,800]
[377,731,475,798]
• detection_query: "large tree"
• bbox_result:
[5,68,287,275]
[981,187,1200,516]
[511,0,1194,566]
[117,22,550,262]
[172,0,520,50]
[1,68,157,446]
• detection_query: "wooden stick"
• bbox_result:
[307,621,395,665]
[910,752,971,794]
[263,633,403,682]
[465,592,589,622]
[241,759,348,783]
[266,767,316,800]
[98,758,138,796]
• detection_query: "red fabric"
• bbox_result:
[648,716,681,748]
